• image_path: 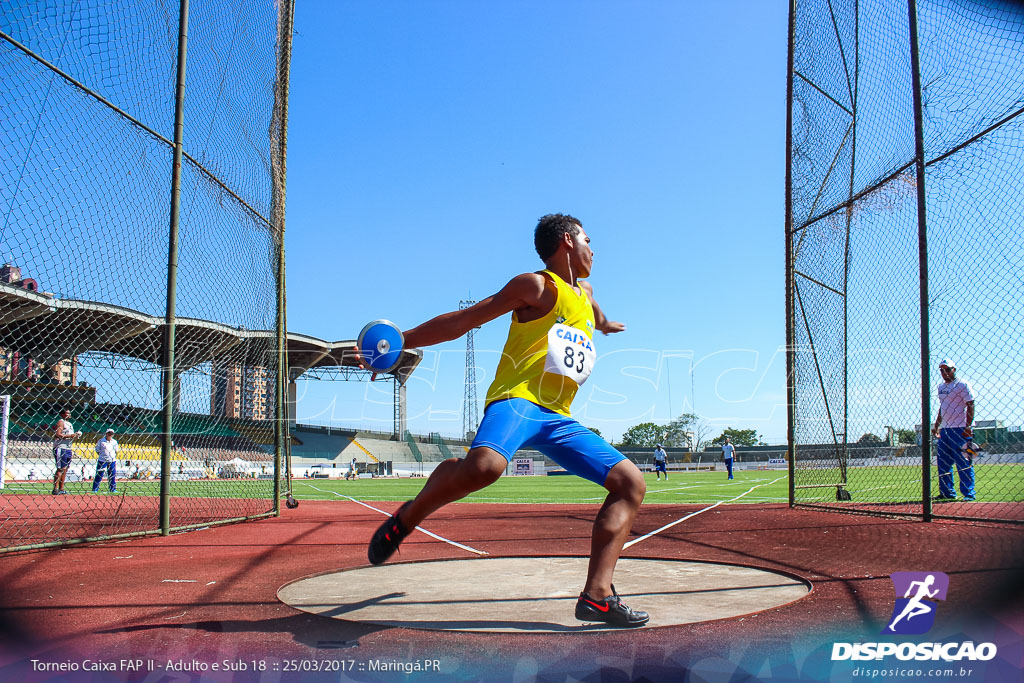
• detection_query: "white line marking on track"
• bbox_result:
[623,476,787,549]
[650,486,702,492]
[302,483,488,557]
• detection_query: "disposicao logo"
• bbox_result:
[831,571,998,663]
[884,571,948,635]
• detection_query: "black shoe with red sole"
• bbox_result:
[367,502,412,565]
[575,585,649,627]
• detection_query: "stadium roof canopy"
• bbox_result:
[282,330,422,381]
[0,282,421,380]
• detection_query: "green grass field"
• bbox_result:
[793,464,1024,504]
[293,464,1022,505]
[295,471,792,505]
[4,464,1021,505]
[0,471,788,504]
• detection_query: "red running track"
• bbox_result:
[0,500,1021,681]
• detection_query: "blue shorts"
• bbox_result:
[654,461,667,473]
[470,398,626,485]
[54,447,72,469]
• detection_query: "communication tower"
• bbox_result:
[460,299,479,439]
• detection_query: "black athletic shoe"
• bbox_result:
[932,495,956,503]
[368,502,412,565]
[575,585,649,628]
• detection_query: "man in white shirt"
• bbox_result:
[931,359,975,502]
[652,444,668,480]
[93,428,119,493]
[722,437,736,480]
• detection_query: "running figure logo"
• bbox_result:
[883,571,949,635]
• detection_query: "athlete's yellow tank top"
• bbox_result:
[484,270,596,417]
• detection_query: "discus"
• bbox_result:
[357,319,404,374]
[285,494,299,509]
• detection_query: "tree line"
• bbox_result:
[590,420,920,450]
[592,413,765,450]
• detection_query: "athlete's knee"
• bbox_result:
[462,448,507,486]
[605,460,646,505]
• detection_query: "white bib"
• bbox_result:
[543,323,596,385]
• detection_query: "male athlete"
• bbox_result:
[365,214,649,627]
[53,408,82,495]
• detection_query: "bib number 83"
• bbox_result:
[563,346,585,374]
[545,323,595,385]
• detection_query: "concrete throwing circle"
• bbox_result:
[278,557,810,633]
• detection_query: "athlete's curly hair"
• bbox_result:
[534,213,582,261]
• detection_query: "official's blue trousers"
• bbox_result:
[936,428,974,499]
[93,461,117,492]
[725,458,734,479]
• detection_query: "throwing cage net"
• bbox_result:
[0,0,294,551]
[786,0,1024,522]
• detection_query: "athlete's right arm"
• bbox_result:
[54,419,65,440]
[402,273,547,349]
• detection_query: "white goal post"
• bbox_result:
[0,394,9,490]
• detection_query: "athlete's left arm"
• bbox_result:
[964,400,975,437]
[579,281,625,335]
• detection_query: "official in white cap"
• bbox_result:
[93,428,119,493]
[930,359,975,502]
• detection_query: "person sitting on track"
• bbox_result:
[364,213,649,628]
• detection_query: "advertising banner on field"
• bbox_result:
[513,458,534,476]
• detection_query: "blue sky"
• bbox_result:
[283,1,790,443]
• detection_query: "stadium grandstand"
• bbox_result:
[0,271,422,486]
[286,422,557,479]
